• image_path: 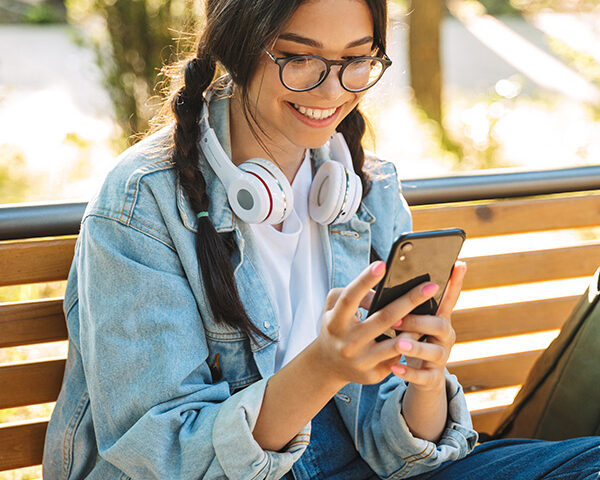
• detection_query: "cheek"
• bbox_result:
[337,94,364,122]
[349,92,366,109]
[259,83,291,118]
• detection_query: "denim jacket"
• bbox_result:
[43,91,477,480]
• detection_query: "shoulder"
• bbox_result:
[363,151,404,196]
[361,151,413,254]
[82,126,185,249]
[362,151,406,213]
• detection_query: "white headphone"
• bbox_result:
[199,99,362,226]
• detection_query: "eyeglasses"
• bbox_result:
[264,48,392,93]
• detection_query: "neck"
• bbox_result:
[229,93,306,184]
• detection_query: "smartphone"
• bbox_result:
[369,228,466,342]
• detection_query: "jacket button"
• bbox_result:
[263,321,270,329]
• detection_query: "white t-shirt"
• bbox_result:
[250,152,329,372]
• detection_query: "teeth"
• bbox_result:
[293,103,336,120]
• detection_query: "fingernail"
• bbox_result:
[391,318,403,328]
[391,365,406,375]
[421,283,439,296]
[371,261,386,276]
[397,340,412,352]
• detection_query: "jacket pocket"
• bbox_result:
[205,330,262,394]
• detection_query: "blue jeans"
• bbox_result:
[285,400,600,480]
[411,437,600,480]
[285,399,378,480]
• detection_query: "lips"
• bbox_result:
[292,103,337,120]
[286,101,342,128]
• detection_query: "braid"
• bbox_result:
[337,106,372,198]
[171,49,269,344]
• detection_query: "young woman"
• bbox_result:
[43,1,600,479]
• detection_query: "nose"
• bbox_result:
[313,65,346,102]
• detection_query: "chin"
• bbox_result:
[305,125,346,146]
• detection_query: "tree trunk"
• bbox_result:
[408,0,443,123]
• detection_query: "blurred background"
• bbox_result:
[0,1,599,478]
[1,0,599,206]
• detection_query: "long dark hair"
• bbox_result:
[168,0,388,343]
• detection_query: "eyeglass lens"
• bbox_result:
[281,57,385,91]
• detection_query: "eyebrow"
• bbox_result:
[277,32,373,49]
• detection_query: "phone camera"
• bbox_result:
[401,242,413,252]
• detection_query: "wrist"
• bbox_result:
[303,340,349,393]
[408,375,447,395]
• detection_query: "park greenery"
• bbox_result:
[0,0,599,183]
[65,0,203,139]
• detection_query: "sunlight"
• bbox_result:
[450,330,560,363]
[531,13,600,63]
[456,277,591,310]
[448,2,600,104]
[465,385,521,411]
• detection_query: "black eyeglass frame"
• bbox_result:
[263,48,392,93]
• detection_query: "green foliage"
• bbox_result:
[23,3,63,24]
[546,35,600,123]
[66,0,202,143]
[477,0,520,15]
[547,38,600,88]
[509,0,599,12]
[0,145,32,203]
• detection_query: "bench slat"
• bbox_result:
[0,419,47,471]
[0,299,68,348]
[0,237,76,287]
[412,192,600,238]
[471,407,506,434]
[462,242,600,290]
[0,359,65,410]
[453,296,577,342]
[449,350,543,392]
[0,351,537,412]
[0,296,572,348]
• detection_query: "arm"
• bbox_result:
[252,342,346,451]
[77,216,306,480]
[252,264,449,452]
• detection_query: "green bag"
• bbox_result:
[492,266,600,440]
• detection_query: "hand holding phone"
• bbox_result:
[368,228,466,342]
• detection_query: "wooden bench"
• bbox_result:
[1,186,599,475]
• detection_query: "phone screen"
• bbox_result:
[369,229,465,341]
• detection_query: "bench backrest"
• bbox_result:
[1,192,599,473]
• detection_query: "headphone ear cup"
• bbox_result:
[226,175,271,224]
[309,161,363,225]
[238,157,293,224]
[309,161,346,225]
[334,168,362,225]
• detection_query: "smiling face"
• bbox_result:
[242,0,375,154]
